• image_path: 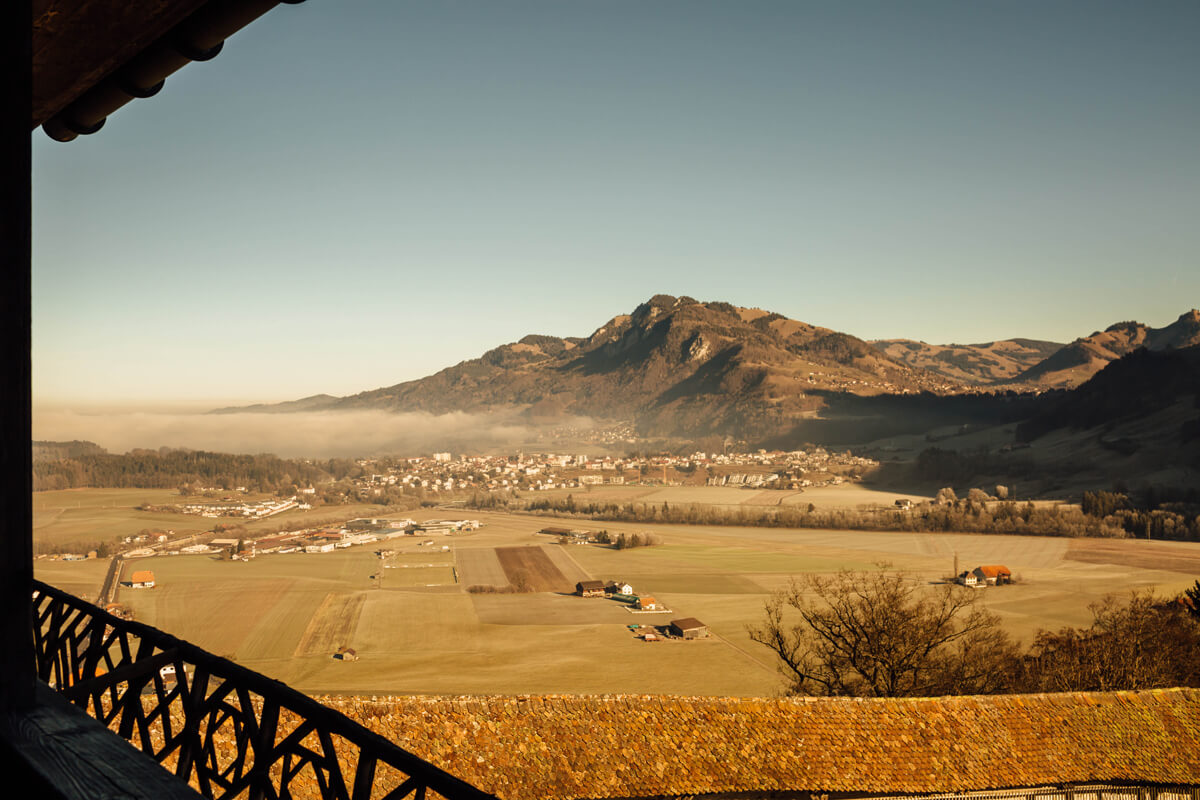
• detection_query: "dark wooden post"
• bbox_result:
[0,0,34,715]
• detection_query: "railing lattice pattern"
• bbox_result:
[32,581,496,800]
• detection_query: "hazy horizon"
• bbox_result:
[32,406,595,459]
[33,1,1200,406]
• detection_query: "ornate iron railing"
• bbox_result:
[31,580,497,800]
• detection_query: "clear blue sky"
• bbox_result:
[32,1,1200,407]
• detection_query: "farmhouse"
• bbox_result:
[973,565,1012,585]
[669,618,709,639]
[576,580,606,597]
[605,581,634,596]
[127,570,155,589]
[636,596,662,611]
[957,571,979,587]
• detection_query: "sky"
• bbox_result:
[33,0,1200,409]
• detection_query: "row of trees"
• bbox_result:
[503,495,1140,538]
[33,450,362,493]
[593,530,660,549]
[748,569,1200,697]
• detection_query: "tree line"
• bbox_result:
[32,449,362,493]
[1080,490,1200,542]
[475,493,1164,539]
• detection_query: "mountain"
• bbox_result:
[215,299,1200,452]
[873,310,1200,390]
[871,338,1063,385]
[222,295,956,439]
[211,394,340,414]
[1008,310,1200,389]
[1002,344,1200,490]
[1016,344,1200,443]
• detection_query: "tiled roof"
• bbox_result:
[976,565,1011,576]
[130,570,154,582]
[318,689,1200,800]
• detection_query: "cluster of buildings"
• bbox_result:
[573,579,711,641]
[221,518,481,558]
[703,447,877,489]
[40,551,98,561]
[574,579,667,612]
[170,497,306,519]
[798,368,966,395]
[544,422,639,445]
[353,453,599,496]
[345,447,878,498]
[956,564,1013,587]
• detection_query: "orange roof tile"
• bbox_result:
[130,570,154,583]
[317,689,1200,800]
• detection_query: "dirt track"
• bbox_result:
[495,546,573,592]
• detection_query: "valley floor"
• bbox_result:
[35,500,1200,697]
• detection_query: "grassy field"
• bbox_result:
[33,558,113,604]
[33,502,1200,697]
[33,488,209,550]
[32,487,398,552]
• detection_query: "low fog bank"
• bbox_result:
[32,408,593,458]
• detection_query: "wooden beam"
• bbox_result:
[0,682,203,800]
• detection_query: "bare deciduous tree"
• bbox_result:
[747,568,1019,697]
[1019,590,1200,692]
[509,568,533,593]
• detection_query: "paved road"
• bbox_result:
[98,555,123,605]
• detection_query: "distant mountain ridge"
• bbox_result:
[214,298,1200,442]
[875,309,1200,388]
[871,338,1064,385]
[1008,310,1200,388]
[211,394,340,415]
[216,295,960,438]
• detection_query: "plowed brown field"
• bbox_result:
[1066,538,1200,573]
[495,546,572,592]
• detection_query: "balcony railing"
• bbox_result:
[31,580,498,800]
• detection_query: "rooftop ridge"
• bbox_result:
[319,686,1200,703]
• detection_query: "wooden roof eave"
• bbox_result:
[33,0,307,142]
